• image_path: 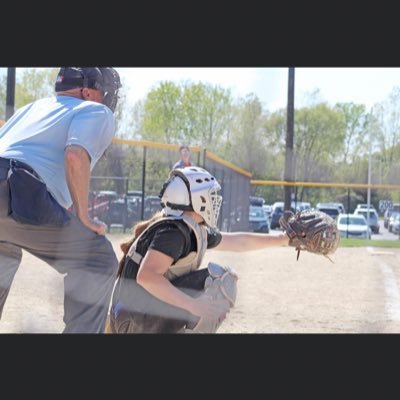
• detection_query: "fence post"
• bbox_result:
[141,147,147,220]
[202,149,207,169]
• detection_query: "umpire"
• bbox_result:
[0,67,122,333]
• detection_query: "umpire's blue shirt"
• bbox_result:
[0,95,115,209]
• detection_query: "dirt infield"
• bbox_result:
[1,232,400,333]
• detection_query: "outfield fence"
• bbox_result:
[90,139,252,232]
[90,138,400,233]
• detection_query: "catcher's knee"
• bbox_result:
[185,262,238,334]
[204,262,238,306]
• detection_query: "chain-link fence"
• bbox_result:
[89,139,252,232]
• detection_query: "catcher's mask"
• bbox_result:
[55,67,122,112]
[159,167,223,229]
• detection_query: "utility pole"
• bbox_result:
[367,111,372,239]
[284,67,295,212]
[6,67,16,120]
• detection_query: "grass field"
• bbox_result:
[340,238,400,248]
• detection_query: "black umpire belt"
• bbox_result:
[0,157,36,180]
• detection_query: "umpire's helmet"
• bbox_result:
[55,67,122,112]
[159,167,223,229]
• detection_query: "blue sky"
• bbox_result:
[116,67,400,112]
[2,67,400,112]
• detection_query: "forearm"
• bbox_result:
[64,145,91,223]
[137,273,196,313]
[216,232,289,252]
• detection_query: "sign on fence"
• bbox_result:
[379,199,393,212]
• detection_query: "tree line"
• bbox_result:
[1,68,399,210]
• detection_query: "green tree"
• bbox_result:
[141,81,234,151]
[334,102,368,163]
[372,87,400,169]
[181,82,233,150]
[227,94,272,177]
[293,103,346,183]
[142,81,183,143]
[15,68,58,108]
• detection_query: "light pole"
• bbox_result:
[6,67,16,120]
[367,136,372,239]
[284,67,295,212]
[367,110,373,239]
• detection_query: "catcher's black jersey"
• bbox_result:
[120,220,222,281]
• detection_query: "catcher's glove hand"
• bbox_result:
[279,209,340,261]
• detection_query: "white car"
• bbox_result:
[316,203,341,220]
[262,204,272,222]
[337,214,371,239]
[388,212,400,233]
[355,203,377,213]
[317,202,345,214]
[389,213,400,235]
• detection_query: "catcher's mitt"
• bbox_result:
[279,209,340,261]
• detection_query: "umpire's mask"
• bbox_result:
[55,67,122,113]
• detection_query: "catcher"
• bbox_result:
[279,208,340,262]
[107,167,289,334]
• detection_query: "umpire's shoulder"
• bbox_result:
[77,100,114,119]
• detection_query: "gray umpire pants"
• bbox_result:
[0,178,118,334]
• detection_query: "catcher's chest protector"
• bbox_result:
[127,215,208,280]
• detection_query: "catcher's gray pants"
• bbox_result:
[0,173,118,333]
[109,268,209,333]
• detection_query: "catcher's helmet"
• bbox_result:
[55,67,122,112]
[159,167,223,229]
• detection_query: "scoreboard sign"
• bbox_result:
[379,200,393,212]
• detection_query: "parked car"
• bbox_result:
[337,214,371,239]
[249,196,265,207]
[126,190,143,201]
[262,204,272,223]
[388,211,400,233]
[316,203,341,220]
[269,201,303,229]
[143,195,163,219]
[103,198,139,230]
[389,213,400,235]
[355,203,377,210]
[125,190,143,217]
[270,202,285,229]
[384,203,400,229]
[354,208,380,234]
[248,205,270,233]
[88,190,118,220]
[329,202,346,214]
[294,201,311,211]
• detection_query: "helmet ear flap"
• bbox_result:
[160,174,193,214]
[159,177,174,208]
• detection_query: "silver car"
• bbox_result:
[337,214,371,239]
[388,212,400,234]
[354,209,380,234]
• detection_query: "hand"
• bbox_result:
[189,294,230,320]
[80,216,108,235]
